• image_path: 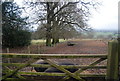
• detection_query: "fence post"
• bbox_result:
[38,45,40,54]
[106,41,119,81]
[27,46,30,54]
[6,48,9,53]
[118,39,120,80]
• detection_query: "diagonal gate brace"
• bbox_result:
[42,58,85,81]
[61,58,106,81]
[2,59,37,80]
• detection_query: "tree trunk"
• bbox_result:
[52,17,60,45]
[56,38,59,43]
[52,38,55,45]
[46,27,51,46]
[46,24,52,46]
[46,38,51,46]
[46,2,52,46]
[52,38,59,45]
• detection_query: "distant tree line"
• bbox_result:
[79,30,118,40]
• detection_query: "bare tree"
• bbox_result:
[24,0,99,46]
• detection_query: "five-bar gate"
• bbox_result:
[1,41,119,81]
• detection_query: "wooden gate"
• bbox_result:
[1,41,119,81]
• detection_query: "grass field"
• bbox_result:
[31,39,46,45]
[31,39,67,45]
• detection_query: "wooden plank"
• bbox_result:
[21,72,106,77]
[4,73,106,81]
[5,71,106,77]
[19,71,66,76]
[1,53,107,59]
[106,41,119,81]
[3,63,107,69]
[3,78,28,81]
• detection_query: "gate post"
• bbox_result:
[106,40,119,81]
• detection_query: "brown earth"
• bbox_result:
[43,40,108,54]
[2,39,108,54]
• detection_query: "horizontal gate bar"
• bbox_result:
[15,71,106,77]
[1,53,107,59]
[3,63,107,69]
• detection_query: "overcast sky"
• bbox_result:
[15,0,119,30]
[88,0,119,30]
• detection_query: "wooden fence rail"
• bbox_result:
[1,40,119,81]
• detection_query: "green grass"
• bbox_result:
[59,39,67,42]
[31,39,46,45]
[31,39,67,45]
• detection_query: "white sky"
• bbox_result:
[88,0,119,30]
[15,0,119,30]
